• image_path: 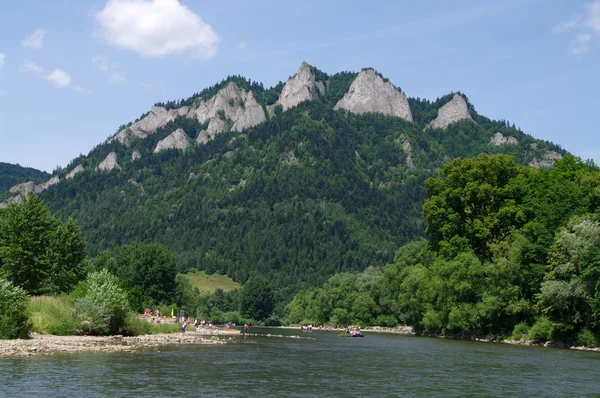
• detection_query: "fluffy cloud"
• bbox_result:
[46,69,71,88]
[22,60,82,91]
[95,0,218,58]
[555,0,600,57]
[22,28,46,49]
[0,53,5,66]
[92,55,125,83]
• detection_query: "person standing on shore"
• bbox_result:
[244,323,249,335]
[182,319,188,335]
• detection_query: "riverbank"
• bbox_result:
[0,328,240,358]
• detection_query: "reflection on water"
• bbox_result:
[1,328,599,397]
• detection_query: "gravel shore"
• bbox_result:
[0,328,240,358]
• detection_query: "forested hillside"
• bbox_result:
[24,64,565,301]
[0,162,49,201]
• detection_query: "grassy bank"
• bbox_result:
[28,296,181,336]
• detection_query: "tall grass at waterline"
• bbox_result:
[28,296,77,335]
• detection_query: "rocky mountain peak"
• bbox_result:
[275,61,325,111]
[154,128,191,153]
[426,94,473,130]
[111,106,189,146]
[189,81,266,145]
[334,69,413,122]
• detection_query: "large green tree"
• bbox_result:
[0,195,87,295]
[241,276,274,321]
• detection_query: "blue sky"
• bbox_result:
[0,0,598,172]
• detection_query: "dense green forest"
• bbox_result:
[285,155,600,345]
[36,67,564,304]
[0,162,49,201]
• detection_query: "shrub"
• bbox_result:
[72,270,130,335]
[528,317,555,342]
[372,315,398,327]
[121,313,181,335]
[510,322,530,340]
[576,328,598,347]
[0,279,30,339]
[29,296,76,335]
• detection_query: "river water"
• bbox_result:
[1,328,599,397]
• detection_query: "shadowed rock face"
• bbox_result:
[276,61,325,111]
[529,151,563,168]
[112,106,189,145]
[490,132,519,146]
[426,94,473,130]
[334,69,413,122]
[66,164,84,179]
[154,128,191,153]
[97,152,120,172]
[190,82,267,145]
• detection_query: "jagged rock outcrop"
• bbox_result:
[426,94,473,130]
[529,151,563,168]
[490,132,518,146]
[9,181,37,195]
[37,176,60,191]
[0,194,22,208]
[275,61,326,111]
[97,152,120,172]
[334,69,413,122]
[189,82,266,145]
[154,128,191,153]
[131,151,141,161]
[66,164,84,179]
[111,106,189,145]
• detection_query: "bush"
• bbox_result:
[576,328,598,347]
[122,313,181,335]
[528,317,555,342]
[71,270,130,335]
[0,279,30,339]
[29,296,77,335]
[372,315,398,327]
[510,322,530,340]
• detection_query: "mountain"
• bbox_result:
[1,62,566,299]
[0,162,50,202]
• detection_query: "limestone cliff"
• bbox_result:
[490,132,519,146]
[9,181,38,195]
[66,164,84,179]
[154,128,191,153]
[334,69,412,122]
[188,82,266,145]
[529,151,562,168]
[111,106,189,145]
[275,61,326,111]
[426,94,473,130]
[131,151,141,161]
[97,152,120,172]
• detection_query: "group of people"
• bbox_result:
[346,325,361,336]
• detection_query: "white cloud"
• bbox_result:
[556,0,600,57]
[239,41,246,49]
[22,61,83,91]
[46,69,71,88]
[0,91,7,97]
[92,55,110,72]
[22,60,43,75]
[586,0,600,33]
[0,53,5,68]
[109,71,125,83]
[95,0,218,58]
[92,55,125,83]
[22,28,46,49]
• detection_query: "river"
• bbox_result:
[1,328,599,397]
